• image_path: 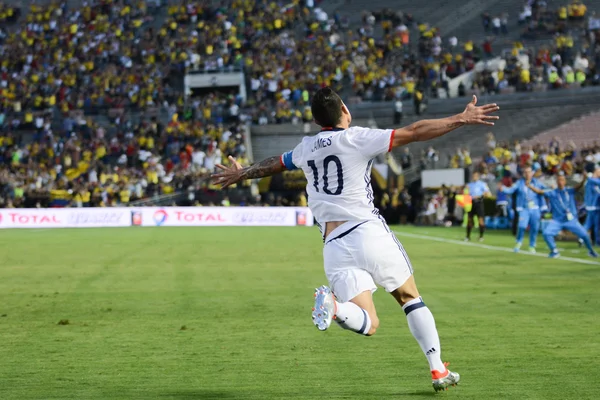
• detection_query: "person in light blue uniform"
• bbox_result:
[465,171,491,242]
[583,166,600,246]
[532,162,549,215]
[498,166,546,253]
[527,173,598,258]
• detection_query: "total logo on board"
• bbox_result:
[153,209,169,226]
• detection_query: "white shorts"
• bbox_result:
[322,219,413,303]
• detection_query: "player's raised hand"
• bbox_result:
[212,156,244,188]
[462,95,500,126]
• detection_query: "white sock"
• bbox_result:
[334,301,371,335]
[403,297,446,372]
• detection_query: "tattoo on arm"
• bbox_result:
[239,156,285,180]
[446,121,465,129]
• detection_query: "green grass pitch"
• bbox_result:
[0,226,599,400]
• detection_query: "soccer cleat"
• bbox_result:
[312,285,335,331]
[589,250,599,258]
[514,242,522,253]
[548,250,561,259]
[478,237,484,242]
[528,246,536,254]
[464,238,470,242]
[432,362,460,392]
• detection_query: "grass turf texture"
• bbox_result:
[0,226,598,400]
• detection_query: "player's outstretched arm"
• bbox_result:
[391,95,499,148]
[498,181,519,195]
[526,182,546,195]
[212,155,285,188]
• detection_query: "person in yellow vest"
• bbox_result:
[519,67,530,91]
[73,187,91,207]
[24,111,34,128]
[119,184,131,205]
[548,68,560,88]
[462,149,472,167]
[575,69,586,85]
[565,68,575,84]
[559,6,568,20]
[414,90,423,116]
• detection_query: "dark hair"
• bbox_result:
[311,87,343,127]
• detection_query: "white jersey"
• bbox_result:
[280,126,394,225]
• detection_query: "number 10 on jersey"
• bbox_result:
[307,155,344,195]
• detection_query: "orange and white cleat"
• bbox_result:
[312,285,335,331]
[432,362,460,392]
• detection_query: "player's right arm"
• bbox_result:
[526,182,548,196]
[212,143,302,188]
[390,96,499,148]
[499,180,520,195]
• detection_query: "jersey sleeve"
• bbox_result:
[345,126,394,158]
[483,182,491,194]
[280,141,303,171]
[588,177,600,186]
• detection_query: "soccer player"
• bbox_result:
[583,166,600,246]
[498,166,546,253]
[464,172,491,242]
[526,173,599,258]
[212,88,499,391]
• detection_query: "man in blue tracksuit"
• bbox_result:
[499,166,546,253]
[532,162,549,215]
[583,166,600,246]
[527,173,598,258]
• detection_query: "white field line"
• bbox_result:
[393,231,600,266]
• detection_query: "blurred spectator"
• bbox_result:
[400,147,412,170]
[394,100,403,124]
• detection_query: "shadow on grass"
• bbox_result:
[160,390,239,399]
[395,390,439,397]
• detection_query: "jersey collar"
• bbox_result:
[320,127,345,132]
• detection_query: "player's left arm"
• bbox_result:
[390,96,499,148]
[212,155,286,188]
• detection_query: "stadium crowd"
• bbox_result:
[472,0,600,94]
[479,132,600,178]
[1,0,599,210]
[0,112,249,208]
[0,0,482,208]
